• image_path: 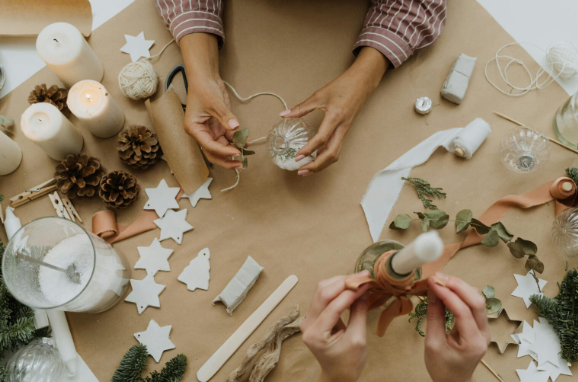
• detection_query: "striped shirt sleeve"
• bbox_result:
[354,0,447,68]
[153,0,225,47]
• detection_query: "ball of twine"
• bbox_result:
[118,60,158,100]
[546,41,578,79]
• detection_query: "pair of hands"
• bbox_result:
[180,33,387,175]
[301,271,490,382]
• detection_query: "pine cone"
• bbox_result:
[99,171,140,209]
[28,84,70,117]
[118,125,163,169]
[55,153,105,198]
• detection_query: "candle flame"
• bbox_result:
[85,93,93,103]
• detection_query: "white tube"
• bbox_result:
[47,310,77,376]
[391,231,444,276]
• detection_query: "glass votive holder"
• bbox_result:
[554,91,578,149]
[2,217,130,313]
[499,127,551,173]
[267,118,317,171]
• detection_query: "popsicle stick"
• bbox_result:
[197,275,298,382]
[493,111,578,155]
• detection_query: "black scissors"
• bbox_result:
[165,63,188,110]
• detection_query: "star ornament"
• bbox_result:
[516,361,550,382]
[144,179,180,218]
[120,31,155,62]
[530,318,562,368]
[511,271,548,308]
[154,209,193,245]
[125,274,166,314]
[489,309,522,353]
[134,319,175,363]
[135,238,174,276]
[182,178,213,207]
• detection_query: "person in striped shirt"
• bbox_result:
[154,0,447,175]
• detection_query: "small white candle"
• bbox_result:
[67,80,125,138]
[391,231,444,276]
[47,309,77,376]
[0,130,22,175]
[21,103,84,161]
[36,22,103,88]
[4,207,21,240]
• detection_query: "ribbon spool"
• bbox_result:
[452,118,491,159]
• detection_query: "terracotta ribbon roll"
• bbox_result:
[92,189,184,244]
[346,177,577,337]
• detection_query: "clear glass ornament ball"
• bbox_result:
[551,208,578,258]
[499,127,551,173]
[6,338,65,382]
[267,118,317,171]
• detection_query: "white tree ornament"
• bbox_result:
[178,248,211,291]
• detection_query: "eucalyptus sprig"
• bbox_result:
[408,297,455,337]
[232,129,255,168]
[402,177,446,210]
[389,209,544,274]
[482,285,502,317]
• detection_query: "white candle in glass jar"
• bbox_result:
[0,130,22,175]
[36,22,103,88]
[21,103,84,161]
[67,80,125,138]
[391,231,444,276]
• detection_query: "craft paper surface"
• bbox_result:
[0,0,92,37]
[145,89,209,194]
[1,0,577,381]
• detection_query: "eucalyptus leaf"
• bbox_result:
[424,210,449,229]
[232,129,250,149]
[481,229,500,247]
[525,256,544,274]
[390,214,412,230]
[455,209,472,233]
[491,222,513,243]
[507,242,526,258]
[421,218,430,232]
[242,149,256,156]
[516,238,537,256]
[415,212,426,220]
[486,298,502,315]
[482,285,495,299]
[471,218,491,235]
[242,157,248,168]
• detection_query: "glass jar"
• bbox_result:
[354,240,422,281]
[267,118,317,171]
[2,217,130,313]
[499,127,551,173]
[6,338,65,382]
[554,91,578,149]
[551,208,578,258]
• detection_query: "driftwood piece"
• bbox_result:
[227,305,301,382]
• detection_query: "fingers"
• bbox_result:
[280,94,318,119]
[193,130,240,157]
[307,272,368,322]
[347,292,369,337]
[297,124,347,175]
[315,284,370,333]
[202,150,243,170]
[296,113,340,160]
[425,285,447,347]
[429,281,479,342]
[437,273,490,340]
[210,98,240,131]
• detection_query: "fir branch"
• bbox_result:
[112,344,148,382]
[566,168,578,186]
[402,177,446,210]
[530,269,578,363]
[144,354,187,382]
[408,298,454,337]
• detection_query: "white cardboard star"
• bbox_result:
[182,178,213,207]
[512,271,547,308]
[513,321,538,360]
[125,274,166,314]
[120,32,155,62]
[530,318,562,368]
[134,319,175,363]
[178,248,211,291]
[135,238,174,276]
[537,354,572,382]
[144,179,180,218]
[154,209,193,245]
[517,361,551,382]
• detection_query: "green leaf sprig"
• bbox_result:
[482,285,502,317]
[408,297,455,337]
[389,209,544,274]
[402,177,446,210]
[232,129,255,168]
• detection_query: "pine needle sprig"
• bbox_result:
[111,344,148,382]
[144,354,187,382]
[402,177,446,210]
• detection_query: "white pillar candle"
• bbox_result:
[21,103,84,161]
[46,309,77,376]
[36,22,103,88]
[0,130,22,175]
[4,207,21,240]
[391,231,444,276]
[67,80,125,138]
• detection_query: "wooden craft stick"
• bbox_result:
[197,275,299,382]
[10,178,57,207]
[494,111,578,155]
[49,192,71,220]
[481,359,506,382]
[61,194,82,223]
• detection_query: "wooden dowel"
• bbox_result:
[493,111,578,155]
[481,359,506,382]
